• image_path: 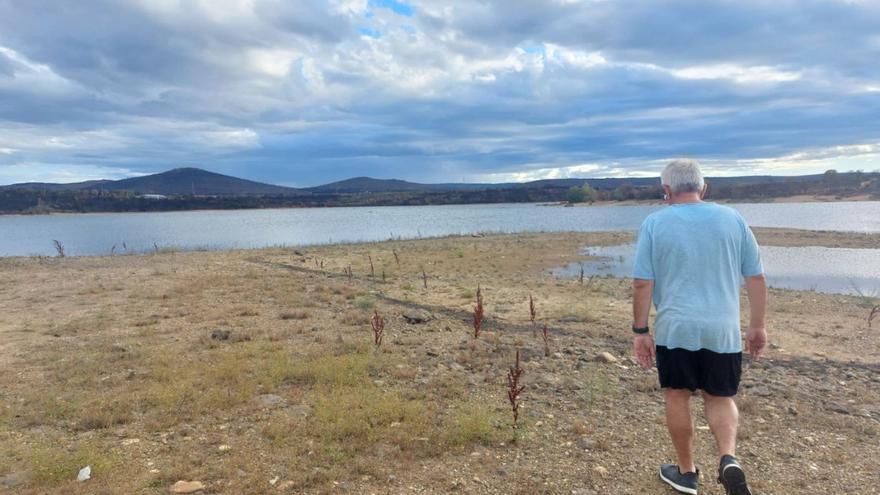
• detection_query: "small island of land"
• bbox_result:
[1,228,878,494]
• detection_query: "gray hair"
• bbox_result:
[661,158,705,194]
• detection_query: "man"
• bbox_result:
[631,159,767,495]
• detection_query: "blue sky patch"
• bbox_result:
[368,0,414,17]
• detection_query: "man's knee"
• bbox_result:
[665,388,693,403]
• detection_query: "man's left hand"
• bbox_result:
[633,334,655,369]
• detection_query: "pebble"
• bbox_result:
[169,480,205,493]
[594,352,619,364]
[592,466,609,477]
[576,437,597,450]
[254,394,286,407]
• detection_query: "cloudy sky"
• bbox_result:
[1,0,879,187]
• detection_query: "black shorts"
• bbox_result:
[656,346,742,397]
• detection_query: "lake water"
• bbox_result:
[0,201,878,257]
[552,244,880,296]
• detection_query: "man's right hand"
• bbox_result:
[633,334,655,369]
[746,325,767,361]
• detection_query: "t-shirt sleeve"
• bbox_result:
[632,219,655,280]
[740,219,764,277]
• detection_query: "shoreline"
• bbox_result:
[2,194,878,217]
[2,227,879,261]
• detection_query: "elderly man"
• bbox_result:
[631,159,767,495]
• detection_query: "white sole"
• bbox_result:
[659,470,699,495]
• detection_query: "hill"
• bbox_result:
[2,168,302,197]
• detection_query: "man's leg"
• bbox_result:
[702,391,738,461]
[665,388,696,473]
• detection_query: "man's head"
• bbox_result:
[661,158,706,202]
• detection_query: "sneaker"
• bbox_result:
[659,464,700,494]
[718,455,753,495]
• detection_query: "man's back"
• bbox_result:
[633,202,763,353]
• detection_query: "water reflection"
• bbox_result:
[0,201,878,257]
[553,244,880,296]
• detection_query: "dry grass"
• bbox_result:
[0,230,878,494]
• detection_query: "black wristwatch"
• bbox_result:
[632,325,649,335]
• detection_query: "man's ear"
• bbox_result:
[700,183,708,199]
[662,184,672,201]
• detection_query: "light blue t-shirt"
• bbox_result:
[632,202,763,354]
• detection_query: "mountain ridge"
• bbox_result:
[0,166,841,196]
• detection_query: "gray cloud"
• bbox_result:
[1,0,879,186]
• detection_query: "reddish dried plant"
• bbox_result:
[578,264,584,285]
[472,286,484,339]
[869,305,879,328]
[529,294,537,336]
[507,350,525,429]
[542,324,551,357]
[393,249,400,267]
[344,265,353,284]
[368,254,375,277]
[421,267,428,289]
[370,309,385,349]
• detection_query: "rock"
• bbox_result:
[402,310,432,324]
[594,352,619,364]
[293,250,306,256]
[254,394,286,407]
[592,466,609,477]
[169,480,205,493]
[121,438,140,446]
[277,480,296,491]
[286,404,312,418]
[211,329,231,341]
[576,437,597,450]
[111,344,128,354]
[0,472,28,489]
[572,489,597,495]
[77,466,91,482]
[218,444,231,452]
[558,316,581,323]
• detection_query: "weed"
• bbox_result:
[444,401,505,446]
[25,441,116,484]
[541,324,551,357]
[422,267,428,289]
[344,265,353,284]
[52,239,65,257]
[472,286,484,339]
[393,249,400,266]
[507,350,525,430]
[529,294,536,336]
[371,309,385,349]
[368,254,375,277]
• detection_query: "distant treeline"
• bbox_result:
[1,170,877,214]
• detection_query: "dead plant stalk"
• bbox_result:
[507,350,525,429]
[473,286,484,339]
[371,309,385,349]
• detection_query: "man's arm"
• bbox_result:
[632,278,655,369]
[744,274,767,361]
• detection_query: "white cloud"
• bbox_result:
[668,63,801,84]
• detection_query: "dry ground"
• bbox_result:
[0,229,878,494]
